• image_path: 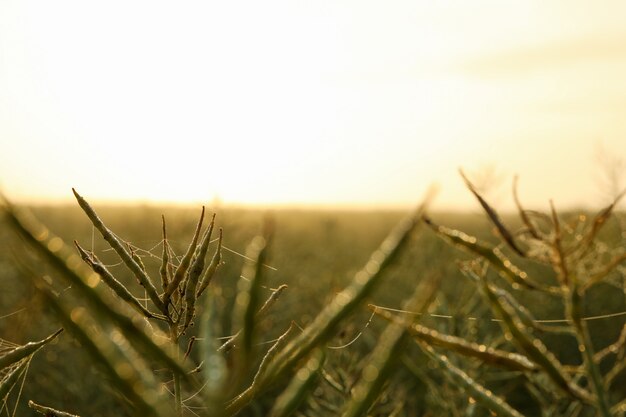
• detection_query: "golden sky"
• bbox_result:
[1,1,625,210]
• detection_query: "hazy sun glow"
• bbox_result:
[1,1,625,210]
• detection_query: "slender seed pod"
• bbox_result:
[513,176,542,240]
[188,214,216,288]
[252,322,295,386]
[584,252,626,290]
[425,217,552,292]
[159,215,171,291]
[182,214,216,331]
[423,344,527,417]
[595,324,626,363]
[72,189,164,311]
[74,242,162,320]
[0,328,63,370]
[162,207,205,310]
[129,245,146,273]
[197,228,223,298]
[570,189,625,258]
[370,307,536,372]
[549,200,570,286]
[460,169,526,257]
[491,285,540,332]
[28,400,81,417]
[257,284,288,319]
[227,323,295,410]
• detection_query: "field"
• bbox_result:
[1,193,625,416]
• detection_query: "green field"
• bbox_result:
[1,196,625,416]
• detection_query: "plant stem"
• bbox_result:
[170,325,183,417]
[567,286,612,417]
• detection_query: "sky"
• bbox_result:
[1,1,625,211]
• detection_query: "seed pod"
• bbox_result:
[227,323,296,411]
[371,306,536,372]
[425,217,548,292]
[513,176,542,240]
[460,169,526,257]
[0,328,63,370]
[74,242,161,320]
[571,189,625,257]
[72,189,164,311]
[28,400,80,417]
[182,214,216,331]
[197,228,223,298]
[129,245,146,273]
[162,207,205,310]
[257,284,288,319]
[423,344,526,417]
[159,215,171,291]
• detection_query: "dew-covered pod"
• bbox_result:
[460,169,526,257]
[197,228,224,298]
[424,217,546,291]
[423,344,526,417]
[162,206,205,311]
[74,241,160,320]
[159,215,172,291]
[182,214,216,331]
[72,189,164,311]
[371,306,536,372]
[0,328,63,370]
[28,400,81,417]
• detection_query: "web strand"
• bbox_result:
[370,304,626,324]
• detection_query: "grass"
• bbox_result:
[0,176,625,416]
